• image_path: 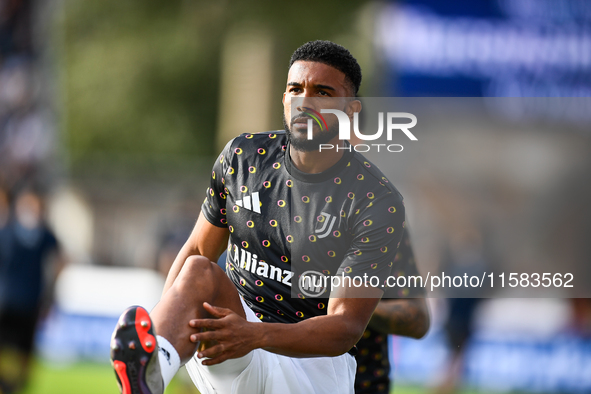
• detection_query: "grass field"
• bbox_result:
[21,360,198,394]
[20,360,486,394]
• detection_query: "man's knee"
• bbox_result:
[181,255,214,280]
[176,255,218,290]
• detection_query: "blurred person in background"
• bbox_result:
[0,186,63,393]
[435,228,489,394]
[0,187,8,229]
[571,299,591,338]
[436,297,481,394]
[354,229,429,394]
[0,0,33,58]
[0,58,53,189]
[1,0,54,193]
[346,122,429,394]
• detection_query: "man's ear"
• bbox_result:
[282,92,286,105]
[345,99,362,120]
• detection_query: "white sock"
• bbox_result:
[156,335,181,388]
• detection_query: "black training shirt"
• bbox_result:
[202,131,406,324]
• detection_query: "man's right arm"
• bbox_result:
[162,211,229,296]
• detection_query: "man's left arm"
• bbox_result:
[368,228,430,338]
[368,298,429,338]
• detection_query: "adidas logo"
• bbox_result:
[236,192,261,213]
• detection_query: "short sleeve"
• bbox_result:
[201,139,235,228]
[337,192,406,288]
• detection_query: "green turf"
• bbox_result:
[21,360,197,394]
[20,360,488,394]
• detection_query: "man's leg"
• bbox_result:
[151,255,246,362]
[111,255,246,394]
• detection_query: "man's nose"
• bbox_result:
[298,93,320,111]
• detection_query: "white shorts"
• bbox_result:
[184,298,357,394]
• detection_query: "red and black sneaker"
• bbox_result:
[110,306,164,394]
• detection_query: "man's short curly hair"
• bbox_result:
[289,40,362,96]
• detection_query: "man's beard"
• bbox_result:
[283,113,340,152]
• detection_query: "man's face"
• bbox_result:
[282,61,352,152]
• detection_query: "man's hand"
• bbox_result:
[188,291,382,364]
[189,302,260,365]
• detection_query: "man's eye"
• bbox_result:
[319,91,329,96]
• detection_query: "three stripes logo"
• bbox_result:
[236,192,261,213]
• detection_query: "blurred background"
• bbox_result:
[0,0,590,393]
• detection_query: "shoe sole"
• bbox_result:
[111,306,158,394]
